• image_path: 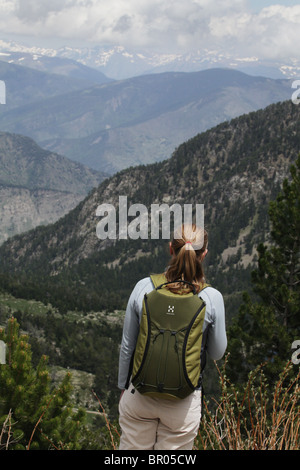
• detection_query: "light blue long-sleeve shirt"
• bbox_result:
[118,277,227,389]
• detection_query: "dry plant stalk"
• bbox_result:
[26,389,59,450]
[92,389,120,450]
[0,409,23,450]
[0,409,12,450]
[198,360,300,450]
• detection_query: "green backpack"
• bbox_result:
[131,274,208,400]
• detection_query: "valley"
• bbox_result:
[0,51,299,443]
[0,61,293,174]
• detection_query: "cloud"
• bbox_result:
[15,0,67,21]
[0,0,300,60]
[209,5,300,59]
[0,0,247,50]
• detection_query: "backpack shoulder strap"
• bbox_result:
[200,283,210,291]
[150,274,211,292]
[150,273,167,288]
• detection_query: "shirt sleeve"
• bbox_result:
[201,287,227,360]
[118,278,152,389]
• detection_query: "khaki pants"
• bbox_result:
[119,384,201,450]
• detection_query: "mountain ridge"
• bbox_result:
[0,131,105,193]
[1,39,300,80]
[0,50,112,84]
[0,99,299,315]
[0,59,111,112]
[0,68,293,174]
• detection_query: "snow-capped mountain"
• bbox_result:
[1,38,300,80]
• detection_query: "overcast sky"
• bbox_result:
[0,0,300,60]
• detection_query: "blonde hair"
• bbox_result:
[165,224,208,294]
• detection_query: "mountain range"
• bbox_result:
[0,99,299,318]
[1,39,300,80]
[0,58,111,112]
[0,62,293,174]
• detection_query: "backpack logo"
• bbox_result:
[166,305,175,315]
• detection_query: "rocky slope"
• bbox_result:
[0,132,106,244]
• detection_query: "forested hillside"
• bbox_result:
[0,99,299,320]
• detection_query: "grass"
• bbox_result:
[0,291,124,325]
[0,292,57,317]
[196,358,300,450]
[1,358,299,450]
[85,358,300,451]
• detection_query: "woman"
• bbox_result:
[118,225,227,450]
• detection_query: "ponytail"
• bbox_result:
[165,224,208,294]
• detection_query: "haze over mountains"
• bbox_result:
[0,57,293,174]
[0,59,111,111]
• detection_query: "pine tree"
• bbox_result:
[253,157,300,332]
[227,155,300,385]
[0,317,86,450]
